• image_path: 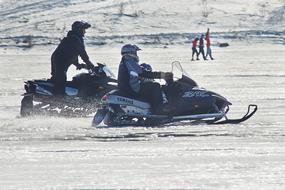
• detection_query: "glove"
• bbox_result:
[161,72,173,81]
[86,63,95,70]
[76,63,86,70]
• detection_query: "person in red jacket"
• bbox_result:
[205,28,214,60]
[191,37,199,61]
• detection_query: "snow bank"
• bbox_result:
[0,0,284,48]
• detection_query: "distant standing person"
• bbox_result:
[197,34,207,60]
[205,28,214,60]
[191,37,199,61]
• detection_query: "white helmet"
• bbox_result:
[121,44,141,56]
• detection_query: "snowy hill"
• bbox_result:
[0,0,284,47]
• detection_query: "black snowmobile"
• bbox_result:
[20,63,117,117]
[92,61,257,127]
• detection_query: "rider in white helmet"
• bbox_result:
[117,44,173,114]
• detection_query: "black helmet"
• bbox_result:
[121,44,141,56]
[71,21,91,33]
[140,63,152,72]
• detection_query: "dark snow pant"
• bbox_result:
[51,57,67,96]
[198,46,206,60]
[192,47,199,60]
[138,82,164,115]
[51,71,66,95]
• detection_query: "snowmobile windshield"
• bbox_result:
[171,61,191,79]
[103,65,116,79]
[171,61,198,86]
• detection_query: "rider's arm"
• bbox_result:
[74,37,94,69]
[79,50,94,69]
[124,60,141,93]
[140,71,162,79]
[205,28,210,40]
[72,57,80,67]
[140,71,173,81]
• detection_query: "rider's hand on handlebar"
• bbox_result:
[86,63,95,70]
[76,64,86,70]
[161,72,173,81]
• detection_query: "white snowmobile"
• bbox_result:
[92,61,257,127]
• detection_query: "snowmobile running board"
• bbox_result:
[171,112,225,121]
[114,112,224,121]
[123,104,257,125]
[93,105,257,127]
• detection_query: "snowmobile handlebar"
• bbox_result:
[76,63,102,72]
[76,63,88,70]
[87,63,116,79]
[162,72,173,81]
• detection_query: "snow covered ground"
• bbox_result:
[0,0,285,189]
[1,42,284,190]
[1,0,285,47]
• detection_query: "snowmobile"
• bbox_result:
[92,61,257,127]
[20,63,117,117]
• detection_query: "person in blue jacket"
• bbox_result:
[117,44,173,115]
[51,21,95,95]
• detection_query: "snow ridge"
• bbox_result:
[1,30,284,48]
[1,0,285,49]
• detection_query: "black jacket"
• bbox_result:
[199,36,204,48]
[51,30,92,75]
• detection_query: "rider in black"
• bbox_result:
[51,21,95,95]
[118,44,173,115]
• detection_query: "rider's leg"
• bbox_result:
[139,82,163,114]
[51,69,66,96]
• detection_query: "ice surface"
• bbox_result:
[1,43,285,189]
[0,0,285,189]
